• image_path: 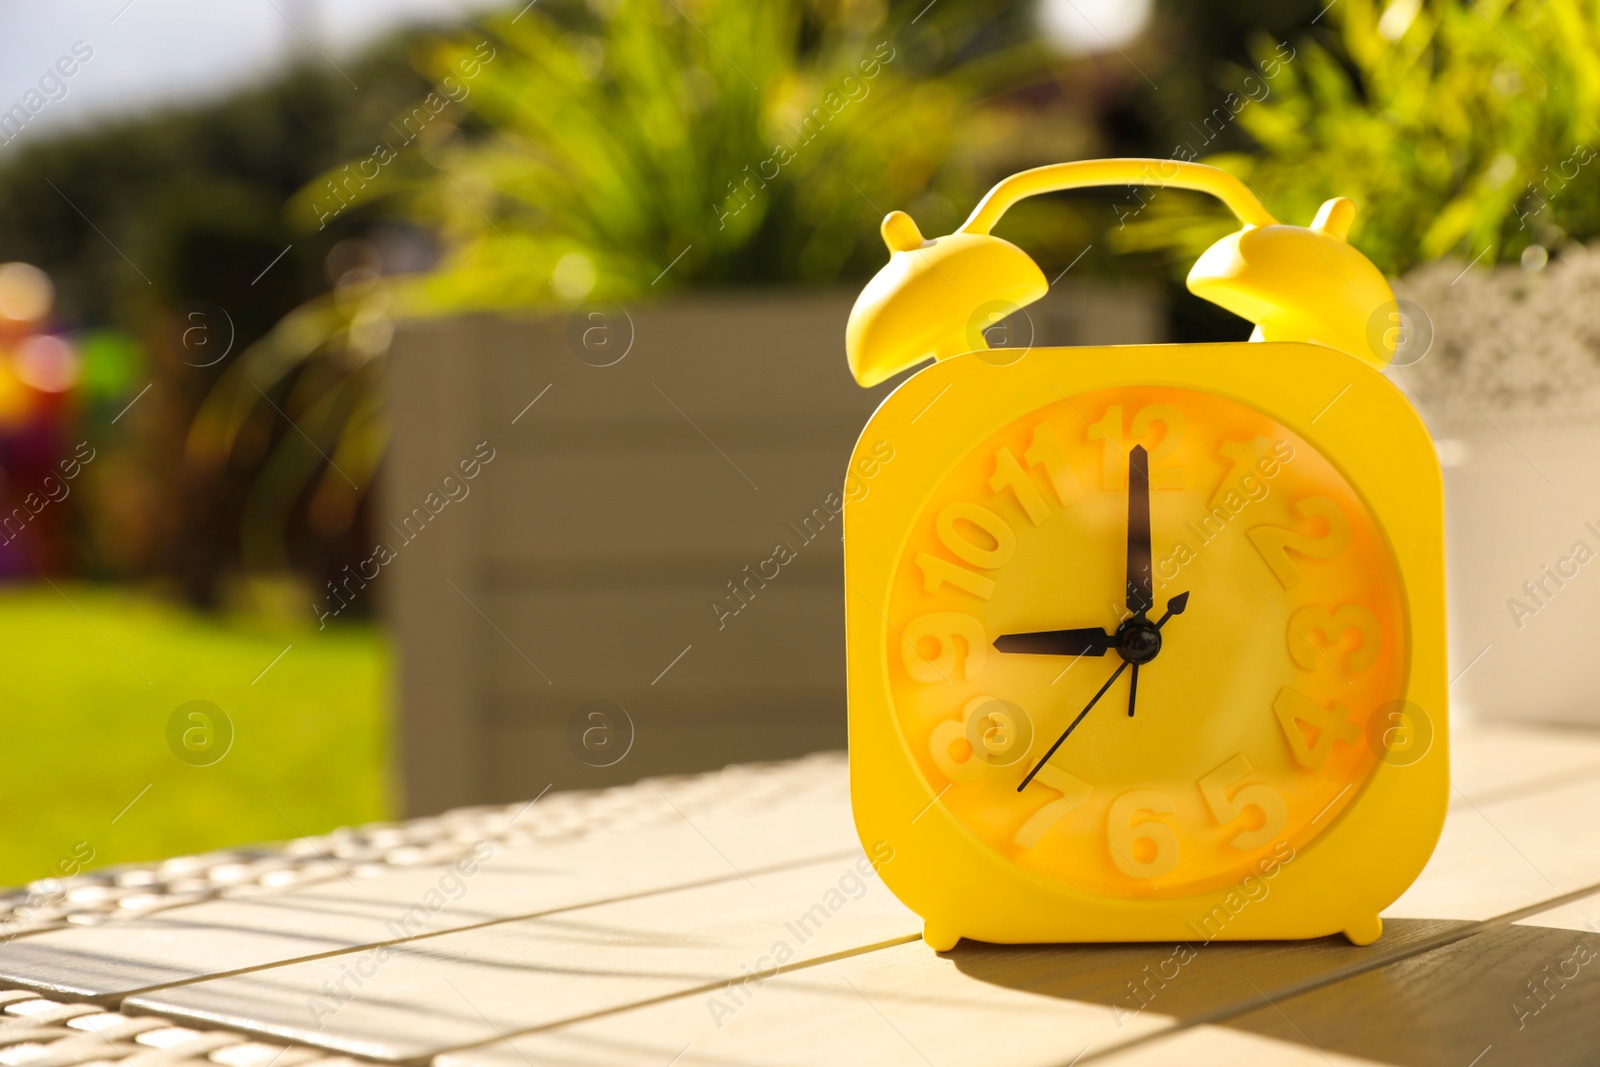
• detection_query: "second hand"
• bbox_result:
[1016,659,1130,792]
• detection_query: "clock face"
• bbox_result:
[886,385,1409,899]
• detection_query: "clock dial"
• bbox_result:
[886,385,1408,899]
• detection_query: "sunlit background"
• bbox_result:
[4,0,1598,888]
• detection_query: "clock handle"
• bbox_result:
[952,158,1397,369]
[846,159,1399,388]
[955,158,1278,236]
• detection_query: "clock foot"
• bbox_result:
[1342,914,1383,946]
[923,920,961,952]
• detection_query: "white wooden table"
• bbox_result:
[3,720,1600,1066]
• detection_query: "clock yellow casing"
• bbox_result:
[842,159,1447,949]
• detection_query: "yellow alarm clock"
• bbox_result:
[842,158,1446,949]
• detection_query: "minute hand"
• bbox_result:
[1126,444,1153,618]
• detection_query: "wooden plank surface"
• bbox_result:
[6,722,1600,1066]
[419,723,1600,1067]
[0,793,855,1000]
[435,922,1469,1067]
[1092,1026,1386,1065]
[1514,886,1600,934]
[1123,901,1600,1066]
[1386,772,1600,921]
[1448,719,1600,806]
[123,856,921,1060]
[437,938,1175,1067]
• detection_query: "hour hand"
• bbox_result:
[994,627,1113,657]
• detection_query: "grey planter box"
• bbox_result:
[384,285,1163,816]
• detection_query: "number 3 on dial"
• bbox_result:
[1287,604,1380,674]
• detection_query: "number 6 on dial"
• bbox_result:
[1107,790,1180,878]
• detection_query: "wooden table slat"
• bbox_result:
[1090,1025,1386,1065]
[0,796,855,1000]
[123,856,921,1060]
[1447,721,1600,807]
[1386,773,1600,922]
[434,922,1485,1067]
[1130,910,1600,1066]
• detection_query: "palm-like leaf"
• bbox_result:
[1118,0,1600,277]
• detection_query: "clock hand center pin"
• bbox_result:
[1015,591,1190,792]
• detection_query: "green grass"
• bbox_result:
[0,585,390,888]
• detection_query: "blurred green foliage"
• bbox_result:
[395,0,1050,303]
[193,0,1076,555]
[0,585,388,887]
[1120,0,1600,277]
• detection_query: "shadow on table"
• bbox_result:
[949,919,1600,1066]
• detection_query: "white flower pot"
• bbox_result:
[1438,417,1600,725]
